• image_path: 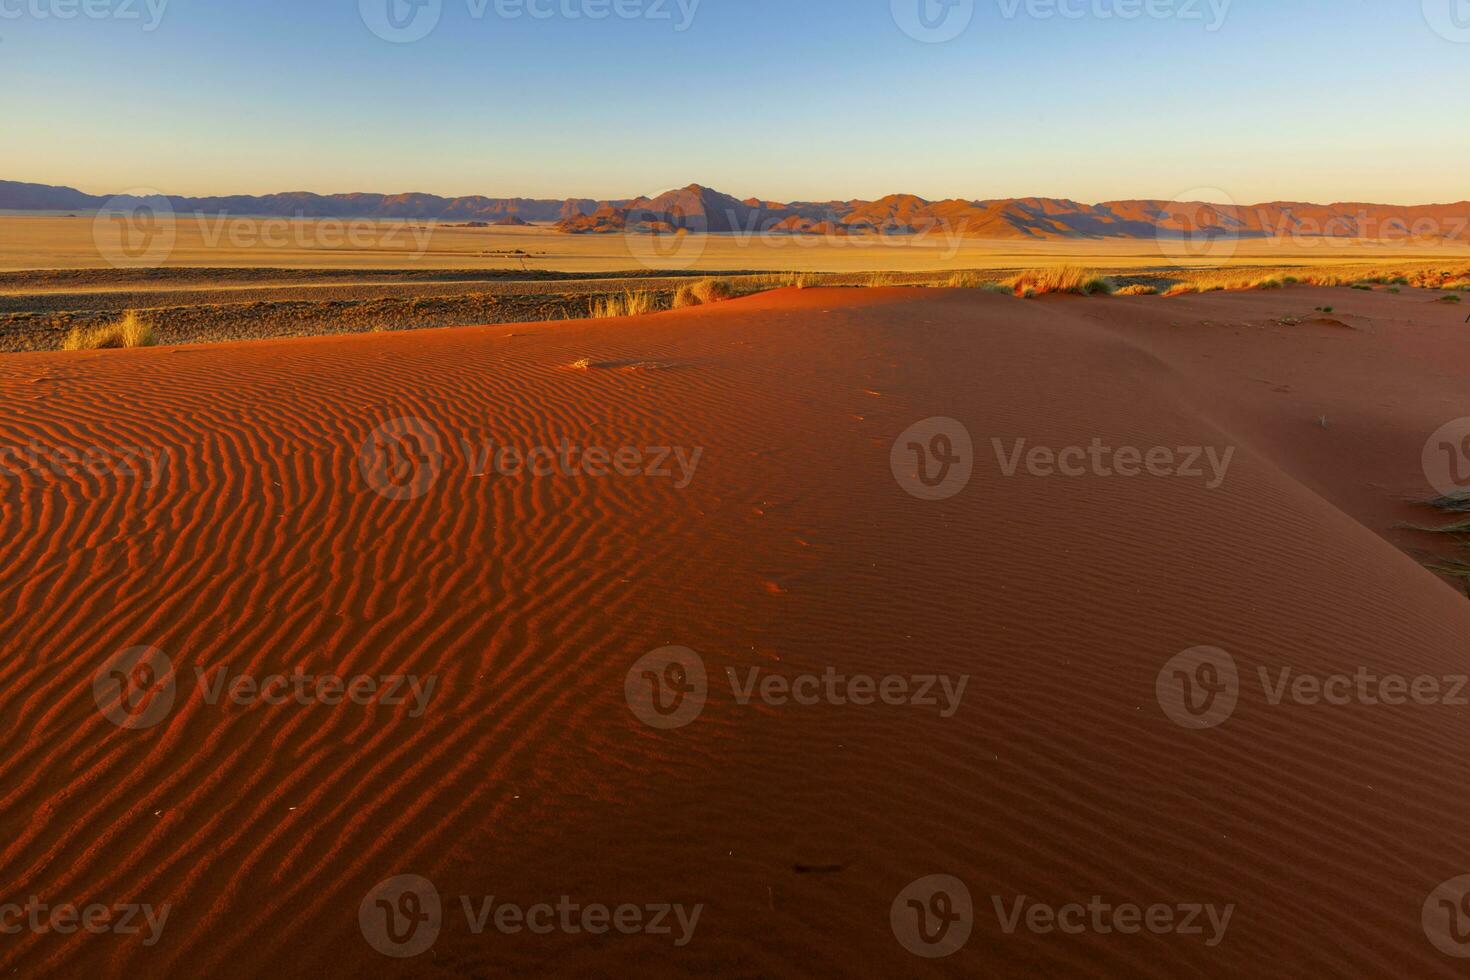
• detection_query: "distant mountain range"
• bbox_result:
[5,179,1469,242]
[0,179,612,224]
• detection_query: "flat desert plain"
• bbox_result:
[2,284,1470,975]
[7,212,1470,272]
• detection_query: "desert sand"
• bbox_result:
[1,285,1468,975]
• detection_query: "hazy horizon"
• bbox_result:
[9,175,1470,211]
[3,0,1468,205]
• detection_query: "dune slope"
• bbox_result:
[0,287,1468,977]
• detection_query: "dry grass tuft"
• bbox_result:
[671,284,700,309]
[589,290,659,319]
[62,311,156,351]
[1411,493,1470,593]
[1009,266,1113,297]
[947,271,1011,292]
[777,271,816,289]
[1115,284,1159,296]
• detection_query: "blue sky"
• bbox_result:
[2,0,1468,204]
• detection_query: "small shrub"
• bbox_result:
[693,279,734,304]
[674,278,735,308]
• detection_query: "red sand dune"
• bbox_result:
[2,287,1469,976]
